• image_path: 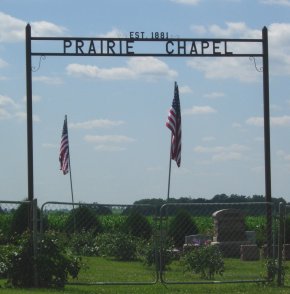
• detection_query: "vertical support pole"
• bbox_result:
[26,24,34,230]
[32,199,38,287]
[262,26,272,260]
[277,202,284,286]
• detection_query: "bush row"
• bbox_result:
[2,203,289,249]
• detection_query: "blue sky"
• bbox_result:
[1,0,290,205]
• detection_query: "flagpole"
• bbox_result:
[65,115,76,233]
[65,115,75,209]
[167,134,172,201]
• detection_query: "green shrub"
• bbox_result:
[123,211,152,240]
[138,238,172,271]
[96,232,137,261]
[6,231,81,288]
[0,214,13,244]
[65,206,103,234]
[0,245,15,278]
[10,202,48,236]
[168,210,198,248]
[284,215,290,244]
[183,245,224,280]
[69,230,98,256]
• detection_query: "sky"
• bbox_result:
[1,0,290,205]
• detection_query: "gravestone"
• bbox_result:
[211,209,250,257]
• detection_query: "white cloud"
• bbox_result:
[212,152,243,162]
[0,12,66,43]
[187,57,261,83]
[33,76,63,85]
[69,119,124,130]
[42,143,58,148]
[246,115,290,126]
[194,143,249,153]
[171,0,201,5]
[0,95,19,108]
[209,22,260,38]
[179,85,192,94]
[84,135,135,144]
[194,143,249,162]
[277,150,290,161]
[100,28,125,38]
[232,122,242,128]
[246,117,264,127]
[260,0,290,6]
[84,134,135,152]
[190,25,207,35]
[23,95,42,103]
[188,22,290,79]
[30,21,67,37]
[66,57,177,80]
[0,108,11,119]
[94,145,126,152]
[183,105,217,115]
[0,95,20,120]
[204,92,225,99]
[202,136,216,142]
[0,58,8,68]
[14,112,40,122]
[271,116,290,126]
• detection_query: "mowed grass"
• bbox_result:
[1,257,290,293]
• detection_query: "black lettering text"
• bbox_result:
[76,40,84,54]
[178,41,186,55]
[166,41,174,54]
[126,41,134,55]
[88,40,96,54]
[225,41,233,55]
[63,40,72,53]
[201,41,209,55]
[107,40,115,54]
[190,42,197,55]
[213,41,221,55]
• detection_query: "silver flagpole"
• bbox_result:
[65,115,76,231]
[167,134,173,201]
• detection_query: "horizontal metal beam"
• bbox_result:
[31,53,263,57]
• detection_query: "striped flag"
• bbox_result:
[166,82,182,167]
[59,115,70,175]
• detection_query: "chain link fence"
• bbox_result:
[159,202,277,284]
[40,202,159,285]
[278,203,290,286]
[0,200,38,285]
[0,200,285,286]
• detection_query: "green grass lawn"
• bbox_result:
[1,257,290,293]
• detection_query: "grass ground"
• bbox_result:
[1,257,290,293]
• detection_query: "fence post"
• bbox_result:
[277,202,284,286]
[32,198,38,287]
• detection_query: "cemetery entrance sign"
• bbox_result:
[25,25,272,252]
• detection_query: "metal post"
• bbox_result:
[262,26,272,259]
[277,202,284,286]
[32,199,38,287]
[26,24,34,205]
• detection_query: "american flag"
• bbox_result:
[166,82,182,167]
[59,115,70,175]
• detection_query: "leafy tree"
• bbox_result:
[168,210,198,248]
[65,205,103,234]
[10,202,48,236]
[6,231,81,288]
[123,211,152,240]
